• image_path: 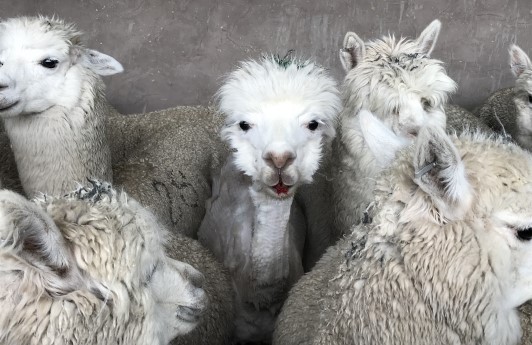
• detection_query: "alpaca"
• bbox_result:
[0,16,225,238]
[0,16,234,345]
[331,19,461,237]
[0,181,208,345]
[0,17,117,196]
[475,44,532,150]
[198,55,341,343]
[274,119,532,345]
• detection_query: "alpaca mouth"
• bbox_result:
[0,100,19,112]
[272,180,290,195]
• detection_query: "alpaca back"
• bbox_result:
[165,233,235,345]
[445,104,492,134]
[474,87,519,138]
[108,105,228,239]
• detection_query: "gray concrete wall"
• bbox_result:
[3,0,531,114]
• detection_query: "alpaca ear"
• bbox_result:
[358,109,410,168]
[71,46,124,76]
[411,125,472,222]
[415,19,441,56]
[340,32,365,72]
[509,44,532,77]
[0,191,73,282]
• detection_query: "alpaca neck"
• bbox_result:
[339,113,384,191]
[248,184,294,289]
[3,73,113,197]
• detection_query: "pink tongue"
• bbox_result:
[273,182,289,195]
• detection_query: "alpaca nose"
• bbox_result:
[264,151,296,169]
[186,266,205,289]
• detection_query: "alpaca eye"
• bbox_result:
[516,228,532,241]
[307,120,319,131]
[40,58,59,69]
[528,94,532,104]
[239,121,251,131]
[421,98,432,111]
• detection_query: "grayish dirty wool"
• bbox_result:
[107,104,229,239]
[474,88,519,139]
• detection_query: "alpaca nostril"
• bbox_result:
[265,151,296,169]
[188,270,205,289]
[0,84,8,91]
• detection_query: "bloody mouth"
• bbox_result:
[272,180,290,195]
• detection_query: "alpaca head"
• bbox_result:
[0,182,207,344]
[339,20,456,139]
[0,16,122,118]
[377,127,532,317]
[509,44,532,140]
[217,54,341,198]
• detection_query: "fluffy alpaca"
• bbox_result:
[198,55,340,342]
[0,17,234,345]
[0,181,208,345]
[274,121,532,345]
[0,16,117,196]
[331,20,460,237]
[475,44,532,150]
[0,16,225,239]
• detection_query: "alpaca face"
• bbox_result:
[223,100,329,198]
[388,129,532,313]
[0,16,122,118]
[218,57,340,198]
[0,185,207,344]
[462,142,532,309]
[340,20,456,141]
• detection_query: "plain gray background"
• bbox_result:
[3,0,531,114]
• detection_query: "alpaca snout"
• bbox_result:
[263,150,296,169]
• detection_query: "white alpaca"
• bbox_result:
[475,44,532,150]
[0,17,118,196]
[0,181,207,345]
[0,17,234,345]
[0,16,225,239]
[331,20,459,236]
[198,55,340,342]
[274,122,532,345]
